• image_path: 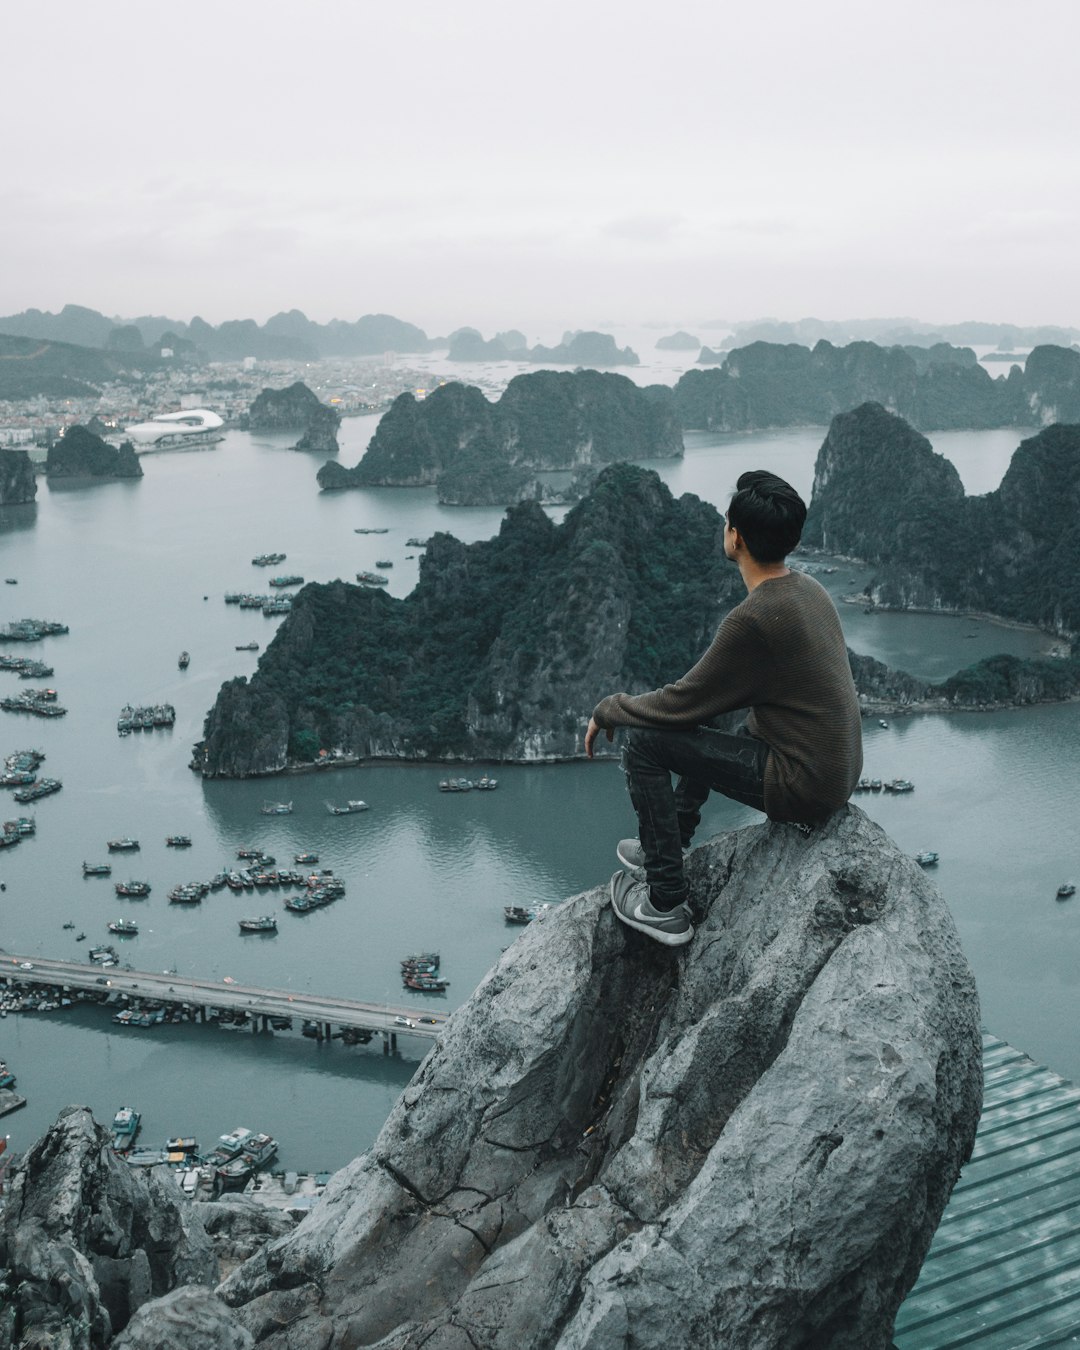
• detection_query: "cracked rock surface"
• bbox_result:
[219,807,982,1349]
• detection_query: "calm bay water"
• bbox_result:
[0,422,1074,1170]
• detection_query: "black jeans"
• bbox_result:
[621,723,769,910]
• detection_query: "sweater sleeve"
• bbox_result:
[592,610,767,731]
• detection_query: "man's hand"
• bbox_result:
[585,716,613,759]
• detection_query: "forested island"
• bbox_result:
[445,329,639,366]
[805,403,1080,634]
[197,453,1080,777]
[45,424,142,479]
[673,339,1080,432]
[245,381,341,452]
[0,449,37,504]
[316,369,681,505]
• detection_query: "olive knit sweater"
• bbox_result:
[592,570,863,822]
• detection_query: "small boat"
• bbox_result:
[115,880,151,896]
[89,944,118,964]
[260,801,292,815]
[355,571,389,586]
[108,918,139,936]
[354,527,389,534]
[239,915,278,933]
[4,578,16,584]
[326,799,369,815]
[915,851,939,866]
[165,834,192,847]
[107,838,140,851]
[884,779,915,794]
[504,903,551,924]
[438,778,473,793]
[869,779,883,791]
[178,651,190,669]
[375,559,393,568]
[82,862,112,876]
[75,932,86,941]
[878,719,889,729]
[62,920,75,929]
[268,575,304,588]
[1057,883,1076,900]
[235,641,260,651]
[294,851,319,864]
[165,1136,199,1154]
[474,775,498,790]
[110,1107,141,1151]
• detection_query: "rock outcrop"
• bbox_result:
[655,330,701,350]
[804,402,1080,635]
[0,448,37,504]
[214,807,981,1348]
[529,331,639,366]
[46,424,143,479]
[674,338,1036,432]
[246,382,341,453]
[317,371,681,505]
[0,1105,218,1347]
[197,465,739,774]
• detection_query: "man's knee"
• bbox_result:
[622,726,672,774]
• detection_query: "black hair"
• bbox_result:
[727,470,806,563]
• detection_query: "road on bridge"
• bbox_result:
[2,953,443,1040]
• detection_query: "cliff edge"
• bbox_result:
[215,807,980,1349]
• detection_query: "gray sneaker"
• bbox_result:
[609,871,694,947]
[616,838,690,871]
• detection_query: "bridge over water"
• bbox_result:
[2,953,443,1050]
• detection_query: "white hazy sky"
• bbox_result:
[4,0,1079,334]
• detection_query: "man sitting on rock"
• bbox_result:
[585,469,863,947]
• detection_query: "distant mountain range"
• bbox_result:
[0,304,439,362]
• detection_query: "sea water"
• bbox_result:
[0,422,1073,1170]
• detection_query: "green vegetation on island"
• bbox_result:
[316,369,682,505]
[46,425,142,479]
[805,403,1080,635]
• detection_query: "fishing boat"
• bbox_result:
[252,553,286,566]
[108,918,139,936]
[438,778,472,792]
[115,880,151,896]
[107,838,140,851]
[474,775,498,790]
[165,834,192,847]
[260,801,292,815]
[235,641,260,651]
[915,851,939,866]
[110,1107,141,1151]
[354,527,389,534]
[294,851,319,864]
[238,915,277,933]
[82,862,112,876]
[355,571,389,586]
[325,799,369,815]
[1057,882,1076,899]
[178,651,190,669]
[503,903,551,924]
[884,778,915,793]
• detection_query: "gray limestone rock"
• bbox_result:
[111,1286,254,1350]
[0,1105,217,1348]
[220,807,982,1348]
[0,447,37,504]
[196,1196,297,1264]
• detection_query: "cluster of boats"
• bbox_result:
[117,703,176,734]
[401,952,449,992]
[854,777,915,794]
[110,1114,280,1191]
[0,655,53,679]
[0,815,35,850]
[437,776,498,792]
[0,619,69,642]
[1,688,66,718]
[223,592,294,615]
[1,748,45,786]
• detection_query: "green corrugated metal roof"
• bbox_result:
[894,1033,1080,1349]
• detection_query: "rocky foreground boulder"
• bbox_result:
[0,1106,217,1347]
[215,806,981,1349]
[1,809,982,1348]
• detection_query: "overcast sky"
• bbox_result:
[4,0,1078,334]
